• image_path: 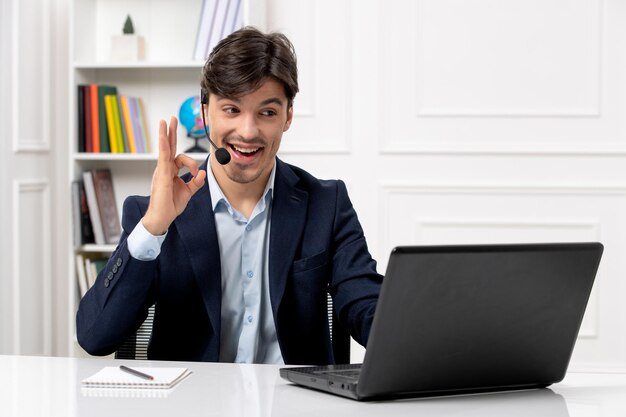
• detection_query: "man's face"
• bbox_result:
[206,78,293,186]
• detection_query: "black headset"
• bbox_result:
[200,90,231,165]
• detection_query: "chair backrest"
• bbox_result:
[115,294,351,363]
[115,305,154,360]
[326,293,350,364]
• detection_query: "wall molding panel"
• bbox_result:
[377,0,624,155]
[413,0,602,117]
[12,0,50,153]
[268,0,352,154]
[378,180,626,366]
[12,180,51,356]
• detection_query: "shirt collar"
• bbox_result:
[207,154,276,213]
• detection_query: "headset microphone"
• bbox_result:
[200,90,231,165]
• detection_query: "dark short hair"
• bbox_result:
[201,27,299,107]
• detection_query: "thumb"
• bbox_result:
[188,170,207,195]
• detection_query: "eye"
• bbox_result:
[224,107,240,114]
[260,109,277,117]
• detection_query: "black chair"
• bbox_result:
[116,294,351,363]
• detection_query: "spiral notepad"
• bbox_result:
[81,366,192,389]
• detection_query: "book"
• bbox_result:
[117,96,131,153]
[90,84,100,152]
[82,171,105,245]
[97,85,118,153]
[77,253,108,295]
[82,367,192,389]
[75,253,89,297]
[84,257,94,288]
[104,95,119,153]
[71,180,95,246]
[110,96,126,152]
[222,0,242,38]
[77,86,86,152]
[91,169,121,245]
[84,86,93,153]
[193,0,218,61]
[91,259,108,287]
[207,0,230,57]
[120,96,137,153]
[128,97,144,153]
[137,97,151,153]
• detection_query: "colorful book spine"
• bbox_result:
[207,0,230,57]
[193,0,218,61]
[117,96,130,153]
[76,83,152,154]
[97,85,117,153]
[110,96,125,153]
[128,97,144,153]
[91,169,121,245]
[137,97,151,153]
[104,95,118,153]
[77,85,86,152]
[90,84,100,152]
[82,170,105,245]
[84,86,93,153]
[120,96,137,153]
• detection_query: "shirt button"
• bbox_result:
[247,315,253,323]
[245,225,252,231]
[147,249,155,257]
[246,271,253,278]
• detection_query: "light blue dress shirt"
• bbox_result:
[127,156,283,364]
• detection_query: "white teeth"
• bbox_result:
[233,145,259,154]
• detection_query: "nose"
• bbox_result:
[237,113,260,140]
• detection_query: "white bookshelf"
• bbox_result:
[68,0,264,356]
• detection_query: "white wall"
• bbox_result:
[2,0,624,370]
[0,0,69,357]
[265,0,626,370]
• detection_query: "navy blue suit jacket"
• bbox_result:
[76,158,382,364]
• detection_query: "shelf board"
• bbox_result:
[72,153,209,162]
[73,153,157,161]
[79,244,116,253]
[73,61,205,70]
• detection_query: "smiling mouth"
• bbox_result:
[230,144,262,157]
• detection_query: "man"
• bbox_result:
[76,27,382,365]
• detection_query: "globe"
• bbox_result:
[178,95,206,138]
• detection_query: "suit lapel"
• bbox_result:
[174,159,222,341]
[269,159,308,318]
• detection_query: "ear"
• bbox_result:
[202,100,212,128]
[283,106,293,132]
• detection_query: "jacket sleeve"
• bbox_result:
[329,181,383,346]
[76,196,159,356]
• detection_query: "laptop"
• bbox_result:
[280,242,603,401]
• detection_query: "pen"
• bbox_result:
[119,365,154,380]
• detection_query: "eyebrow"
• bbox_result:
[260,97,284,106]
[216,96,284,107]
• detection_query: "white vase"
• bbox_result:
[111,35,145,61]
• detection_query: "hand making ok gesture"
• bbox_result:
[142,116,207,235]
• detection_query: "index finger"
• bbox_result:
[158,119,172,162]
[168,116,178,157]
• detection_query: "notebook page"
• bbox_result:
[82,367,192,389]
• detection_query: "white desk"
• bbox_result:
[2,355,625,417]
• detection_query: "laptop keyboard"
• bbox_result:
[303,364,363,381]
[320,369,362,379]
